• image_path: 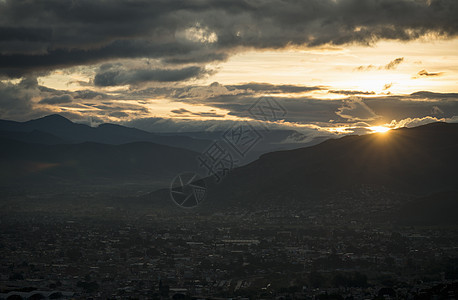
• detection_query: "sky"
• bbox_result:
[1,0,457,137]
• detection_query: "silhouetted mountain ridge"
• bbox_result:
[202,122,458,208]
[0,115,326,160]
[0,114,212,152]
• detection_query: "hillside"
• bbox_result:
[197,122,458,209]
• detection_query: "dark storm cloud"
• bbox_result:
[0,27,53,56]
[0,41,210,78]
[1,0,458,77]
[93,65,210,86]
[0,27,53,43]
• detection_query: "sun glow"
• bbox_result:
[368,126,392,133]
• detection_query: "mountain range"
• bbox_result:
[0,114,321,163]
[0,114,323,193]
[0,114,211,152]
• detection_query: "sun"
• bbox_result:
[368,126,391,134]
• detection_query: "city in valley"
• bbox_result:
[1,187,457,299]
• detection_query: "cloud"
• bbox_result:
[414,69,444,78]
[108,111,129,118]
[226,83,322,94]
[171,108,225,118]
[383,83,393,90]
[93,64,211,86]
[177,82,241,98]
[171,108,191,115]
[39,94,73,105]
[91,102,149,115]
[73,90,109,100]
[0,77,44,120]
[388,116,446,128]
[188,94,340,124]
[122,116,331,137]
[335,97,380,121]
[384,57,404,70]
[355,57,404,71]
[123,117,244,133]
[329,90,376,95]
[145,86,458,127]
[362,93,458,123]
[1,0,458,77]
[355,65,377,71]
[2,74,458,137]
[194,111,225,118]
[410,91,458,99]
[128,82,322,100]
[411,91,458,100]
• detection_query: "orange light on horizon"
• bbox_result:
[368,126,392,134]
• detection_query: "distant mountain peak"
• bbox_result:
[32,114,73,124]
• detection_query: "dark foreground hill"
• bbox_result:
[202,122,457,207]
